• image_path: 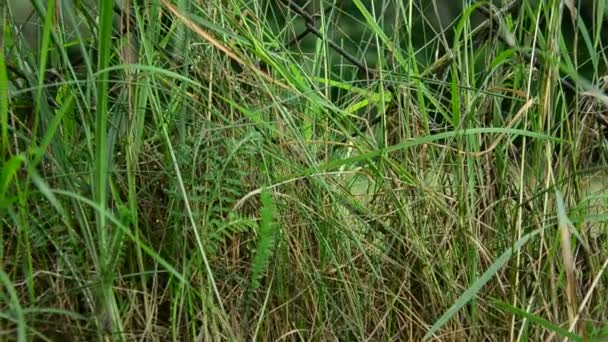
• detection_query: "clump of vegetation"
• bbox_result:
[2,0,608,340]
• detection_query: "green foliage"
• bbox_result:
[423,227,543,341]
[249,189,278,292]
[494,300,583,342]
[0,154,24,209]
[167,131,261,257]
[0,270,26,342]
[2,0,608,340]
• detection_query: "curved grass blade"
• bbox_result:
[423,228,543,341]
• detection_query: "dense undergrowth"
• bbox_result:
[2,0,608,340]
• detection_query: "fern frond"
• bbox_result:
[249,189,277,292]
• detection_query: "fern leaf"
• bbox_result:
[249,189,277,292]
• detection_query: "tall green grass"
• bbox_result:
[2,0,608,340]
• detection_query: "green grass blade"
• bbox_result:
[0,269,27,342]
[0,35,8,156]
[0,154,25,209]
[423,228,543,341]
[493,300,583,342]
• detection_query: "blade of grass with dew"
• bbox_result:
[423,227,543,341]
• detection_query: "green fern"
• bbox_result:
[248,189,277,292]
[166,131,262,258]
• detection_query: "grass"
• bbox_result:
[2,0,608,340]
